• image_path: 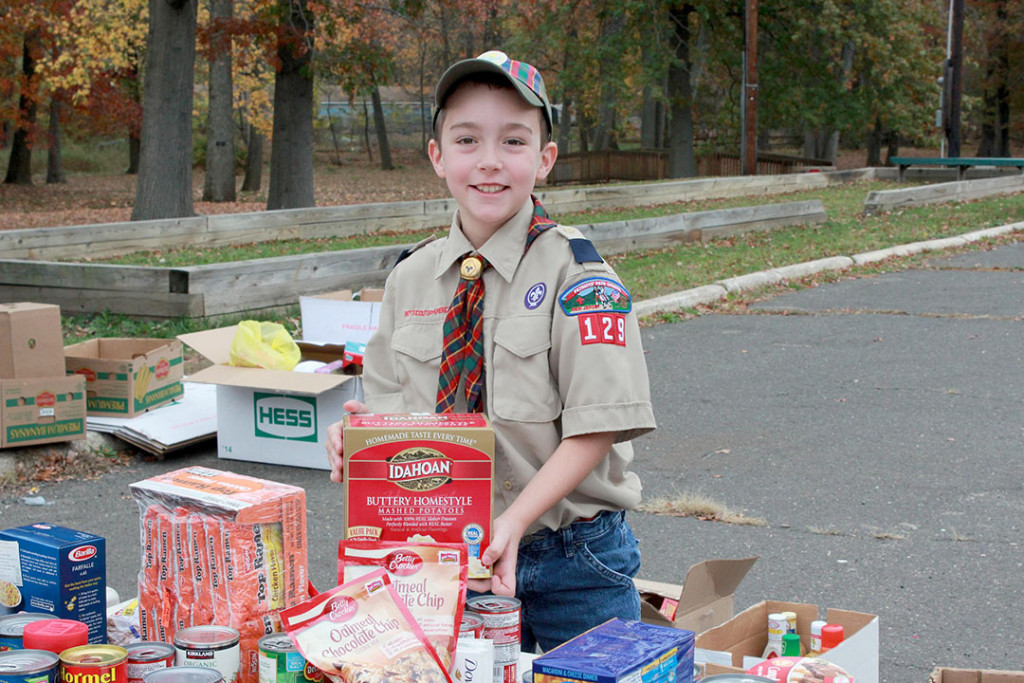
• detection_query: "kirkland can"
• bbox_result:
[59,645,128,683]
[257,634,310,683]
[144,667,224,683]
[174,625,240,683]
[0,615,60,652]
[125,642,175,683]
[458,613,485,640]
[466,595,521,683]
[0,649,60,683]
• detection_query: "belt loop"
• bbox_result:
[560,525,575,558]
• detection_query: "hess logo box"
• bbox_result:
[0,524,107,643]
[342,413,495,578]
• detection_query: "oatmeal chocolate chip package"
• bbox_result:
[338,540,468,670]
[281,568,452,683]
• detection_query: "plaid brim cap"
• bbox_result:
[433,50,553,135]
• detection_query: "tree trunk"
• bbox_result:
[241,124,264,192]
[202,0,236,202]
[4,32,39,186]
[127,134,141,174]
[885,131,900,165]
[132,0,197,220]
[666,5,697,178]
[866,116,883,167]
[641,85,658,149]
[996,83,1010,157]
[125,59,141,174]
[46,98,66,184]
[975,87,996,157]
[557,96,573,154]
[267,0,314,210]
[370,86,393,171]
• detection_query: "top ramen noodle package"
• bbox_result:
[281,567,452,683]
[129,466,309,683]
[338,541,467,669]
[342,414,494,579]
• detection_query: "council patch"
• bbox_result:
[558,277,632,316]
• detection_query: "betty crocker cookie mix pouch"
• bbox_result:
[280,568,452,683]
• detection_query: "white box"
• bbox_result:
[179,326,362,469]
[300,289,383,345]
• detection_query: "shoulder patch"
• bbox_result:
[553,225,603,264]
[558,277,632,316]
[394,234,438,267]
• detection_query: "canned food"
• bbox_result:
[0,649,60,683]
[0,615,60,652]
[174,625,240,683]
[466,595,521,683]
[125,642,176,683]
[458,612,485,639]
[257,634,310,683]
[59,645,128,683]
[144,666,224,683]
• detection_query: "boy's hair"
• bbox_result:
[432,51,553,145]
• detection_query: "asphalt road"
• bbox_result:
[2,240,1022,681]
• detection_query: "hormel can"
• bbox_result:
[343,413,494,578]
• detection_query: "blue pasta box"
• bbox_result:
[0,524,106,644]
[533,618,695,683]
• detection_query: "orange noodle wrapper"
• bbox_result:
[281,568,452,683]
[338,540,467,670]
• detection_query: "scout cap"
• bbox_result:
[433,50,553,137]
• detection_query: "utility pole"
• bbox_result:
[741,0,758,175]
[947,0,964,157]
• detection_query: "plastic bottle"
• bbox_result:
[781,632,802,657]
[807,619,827,656]
[780,611,805,655]
[820,623,845,653]
[761,612,787,659]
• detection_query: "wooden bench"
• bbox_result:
[890,156,1024,182]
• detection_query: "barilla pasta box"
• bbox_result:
[0,524,107,644]
[532,618,695,683]
[343,413,494,579]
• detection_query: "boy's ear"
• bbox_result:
[428,138,446,178]
[536,141,558,182]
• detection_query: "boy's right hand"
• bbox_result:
[326,399,369,483]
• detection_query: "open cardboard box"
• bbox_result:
[64,338,184,417]
[178,326,362,469]
[696,599,879,683]
[300,288,384,345]
[635,556,758,635]
[931,668,1024,683]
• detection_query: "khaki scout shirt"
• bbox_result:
[363,200,657,534]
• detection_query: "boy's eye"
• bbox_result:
[505,138,526,146]
[454,136,476,145]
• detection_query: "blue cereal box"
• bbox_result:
[533,618,695,683]
[0,524,106,644]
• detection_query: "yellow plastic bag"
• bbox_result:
[229,321,301,370]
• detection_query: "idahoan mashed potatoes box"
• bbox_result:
[343,414,494,579]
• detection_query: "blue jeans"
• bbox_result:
[506,509,642,653]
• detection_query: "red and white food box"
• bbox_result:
[342,413,494,579]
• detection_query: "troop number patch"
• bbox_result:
[578,312,626,346]
[558,277,632,316]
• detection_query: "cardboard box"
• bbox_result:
[695,599,879,683]
[1,374,87,448]
[0,523,107,643]
[343,413,494,578]
[64,338,184,417]
[299,288,384,345]
[931,668,1024,683]
[636,556,758,635]
[0,302,65,379]
[178,326,362,470]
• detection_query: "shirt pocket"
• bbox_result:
[492,316,561,422]
[392,322,443,388]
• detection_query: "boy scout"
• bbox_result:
[326,50,656,652]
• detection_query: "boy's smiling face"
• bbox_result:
[429,82,557,245]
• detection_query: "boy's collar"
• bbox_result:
[436,201,535,282]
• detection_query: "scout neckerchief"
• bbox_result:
[435,196,557,413]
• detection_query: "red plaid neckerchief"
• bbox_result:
[435,197,557,413]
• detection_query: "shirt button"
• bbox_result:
[503,480,514,490]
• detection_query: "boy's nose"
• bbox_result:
[477,143,502,170]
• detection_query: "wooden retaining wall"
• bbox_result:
[863,175,1024,215]
[0,200,826,318]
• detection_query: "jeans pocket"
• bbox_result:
[577,522,640,589]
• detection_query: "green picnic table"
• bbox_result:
[890,156,1024,182]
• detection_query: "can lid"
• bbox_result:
[257,633,296,653]
[173,625,241,648]
[60,645,129,666]
[0,649,61,675]
[23,619,90,654]
[144,666,224,683]
[0,612,59,637]
[126,642,176,662]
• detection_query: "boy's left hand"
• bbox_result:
[467,513,526,596]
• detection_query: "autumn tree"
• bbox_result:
[202,0,237,201]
